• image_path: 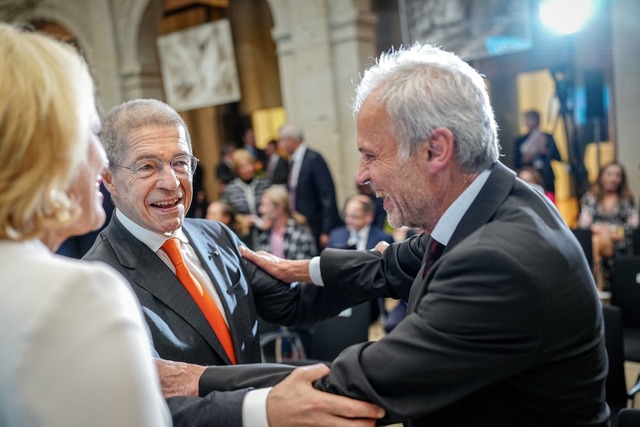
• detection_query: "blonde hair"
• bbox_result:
[262,185,309,226]
[230,148,255,173]
[0,24,93,240]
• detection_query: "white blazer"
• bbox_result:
[0,239,171,427]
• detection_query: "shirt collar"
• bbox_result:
[115,208,189,253]
[431,166,492,246]
[291,144,307,164]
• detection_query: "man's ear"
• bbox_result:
[102,170,118,198]
[425,127,455,172]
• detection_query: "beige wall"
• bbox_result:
[613,0,640,201]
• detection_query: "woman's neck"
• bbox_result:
[272,216,288,232]
[40,230,64,252]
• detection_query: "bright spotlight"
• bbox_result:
[539,0,595,35]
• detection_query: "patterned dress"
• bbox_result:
[578,192,639,253]
[254,218,318,260]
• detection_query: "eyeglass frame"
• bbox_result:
[111,154,199,179]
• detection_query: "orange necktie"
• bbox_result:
[161,238,236,364]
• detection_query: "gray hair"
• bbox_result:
[278,123,304,142]
[353,43,500,173]
[101,99,192,166]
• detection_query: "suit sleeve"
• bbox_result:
[314,243,544,420]
[167,390,248,427]
[243,256,371,325]
[198,363,297,396]
[319,234,427,301]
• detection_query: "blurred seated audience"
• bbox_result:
[578,161,639,290]
[254,185,318,260]
[329,194,393,250]
[356,182,387,230]
[253,185,318,356]
[517,166,556,204]
[220,148,271,248]
[0,23,170,426]
[328,194,394,327]
[205,200,251,244]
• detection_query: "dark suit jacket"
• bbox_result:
[292,148,343,241]
[84,215,346,366]
[200,162,609,427]
[83,215,361,424]
[328,226,394,250]
[267,154,289,185]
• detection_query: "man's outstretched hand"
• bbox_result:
[267,363,384,427]
[240,246,312,284]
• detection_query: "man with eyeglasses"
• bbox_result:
[83,99,384,427]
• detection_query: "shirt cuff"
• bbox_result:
[242,387,272,427]
[309,256,324,286]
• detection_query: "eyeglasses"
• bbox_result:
[112,155,198,178]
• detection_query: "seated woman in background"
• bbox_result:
[0,24,170,426]
[254,185,318,260]
[578,161,639,290]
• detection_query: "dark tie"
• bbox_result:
[288,160,296,212]
[422,237,445,279]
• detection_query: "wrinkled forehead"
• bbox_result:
[124,124,190,159]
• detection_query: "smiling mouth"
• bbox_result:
[151,198,181,209]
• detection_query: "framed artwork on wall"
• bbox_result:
[157,19,241,112]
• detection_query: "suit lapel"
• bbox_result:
[106,216,232,364]
[447,163,515,251]
[407,163,516,313]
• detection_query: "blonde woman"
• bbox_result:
[255,185,317,260]
[0,24,170,427]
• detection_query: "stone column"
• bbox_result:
[268,0,377,204]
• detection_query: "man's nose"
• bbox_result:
[155,166,180,189]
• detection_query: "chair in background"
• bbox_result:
[571,228,593,269]
[619,408,640,427]
[633,228,640,256]
[257,319,308,363]
[610,257,640,363]
[603,304,636,426]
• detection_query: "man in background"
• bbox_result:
[279,123,343,249]
[513,109,561,197]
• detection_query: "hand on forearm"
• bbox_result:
[266,364,384,427]
[155,358,206,398]
[239,246,312,283]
